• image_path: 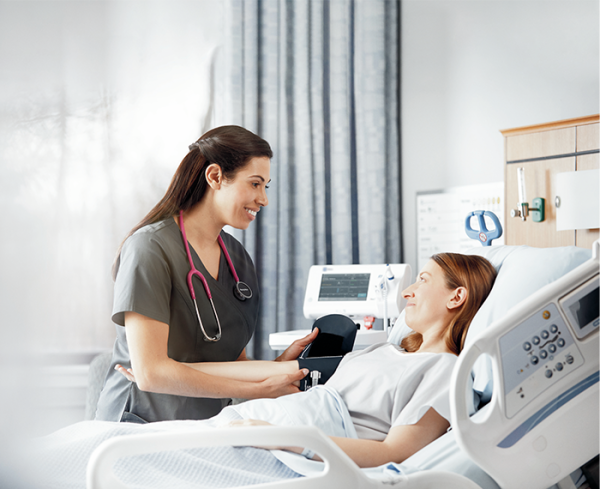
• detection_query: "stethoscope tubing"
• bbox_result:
[178,210,251,342]
[217,235,240,284]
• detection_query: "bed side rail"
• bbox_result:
[86,425,481,489]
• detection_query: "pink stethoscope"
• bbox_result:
[179,210,252,342]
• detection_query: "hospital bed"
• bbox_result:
[87,242,598,489]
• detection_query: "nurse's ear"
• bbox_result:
[205,163,224,190]
[447,287,467,310]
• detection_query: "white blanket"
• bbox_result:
[31,386,356,488]
[33,413,298,488]
[228,384,357,438]
[32,385,505,488]
[229,385,358,476]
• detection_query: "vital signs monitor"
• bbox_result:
[302,263,411,322]
[270,263,412,352]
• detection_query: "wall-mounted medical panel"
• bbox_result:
[505,157,574,247]
[502,115,599,248]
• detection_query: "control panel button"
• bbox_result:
[500,302,581,420]
[533,436,547,452]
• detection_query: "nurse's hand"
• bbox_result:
[258,369,308,398]
[115,364,136,383]
[275,328,319,362]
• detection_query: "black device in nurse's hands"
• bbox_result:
[297,314,357,391]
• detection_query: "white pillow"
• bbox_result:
[387,309,410,345]
[389,245,592,406]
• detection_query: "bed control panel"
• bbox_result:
[499,302,584,419]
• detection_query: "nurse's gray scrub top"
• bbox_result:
[95,218,260,423]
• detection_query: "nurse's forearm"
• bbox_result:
[136,358,302,400]
[183,360,299,382]
[125,311,304,400]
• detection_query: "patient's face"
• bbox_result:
[402,260,456,333]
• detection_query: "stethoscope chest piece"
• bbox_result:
[234,281,253,301]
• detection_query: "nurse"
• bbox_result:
[95,125,315,424]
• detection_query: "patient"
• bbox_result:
[34,253,496,488]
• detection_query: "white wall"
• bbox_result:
[0,1,224,483]
[0,0,224,355]
[401,0,599,273]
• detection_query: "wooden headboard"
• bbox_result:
[501,115,599,249]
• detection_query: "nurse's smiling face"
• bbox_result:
[214,156,271,230]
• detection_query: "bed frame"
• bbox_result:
[86,425,481,489]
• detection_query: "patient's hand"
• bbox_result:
[275,327,319,362]
[115,364,136,383]
[226,419,273,428]
[224,419,305,454]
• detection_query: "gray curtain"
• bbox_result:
[215,0,401,359]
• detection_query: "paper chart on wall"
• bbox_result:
[417,182,505,272]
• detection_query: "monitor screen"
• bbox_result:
[569,286,599,329]
[318,273,370,302]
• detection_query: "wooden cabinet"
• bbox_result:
[501,115,599,248]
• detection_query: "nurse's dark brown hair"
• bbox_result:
[112,125,273,279]
[401,253,497,355]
